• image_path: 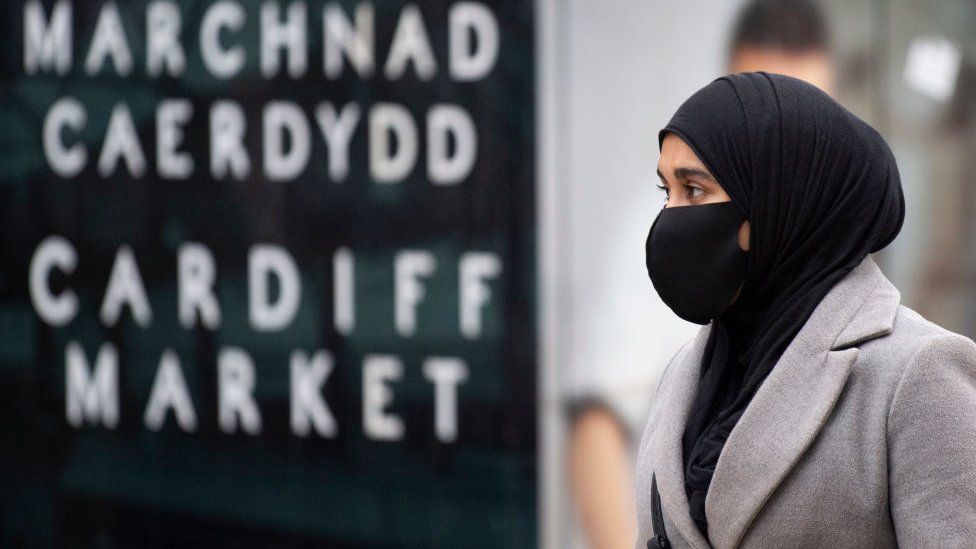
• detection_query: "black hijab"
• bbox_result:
[658,72,905,537]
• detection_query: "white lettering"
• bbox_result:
[178,243,222,329]
[394,250,435,337]
[427,104,477,185]
[29,236,78,327]
[157,99,194,179]
[43,98,86,178]
[369,103,417,183]
[333,247,354,335]
[24,0,72,75]
[84,2,134,76]
[315,102,361,182]
[384,4,436,80]
[363,355,404,440]
[210,100,251,180]
[263,101,311,181]
[249,245,301,331]
[99,245,153,327]
[146,1,186,77]
[448,2,498,81]
[423,357,468,442]
[290,350,338,438]
[459,252,501,339]
[144,349,198,432]
[218,347,262,434]
[260,1,307,78]
[65,341,119,429]
[97,103,147,178]
[323,2,373,78]
[200,1,246,79]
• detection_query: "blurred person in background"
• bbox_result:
[728,0,834,95]
[568,2,836,548]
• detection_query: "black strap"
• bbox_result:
[648,473,671,549]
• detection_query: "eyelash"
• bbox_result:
[657,183,704,200]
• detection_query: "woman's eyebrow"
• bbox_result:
[673,166,715,182]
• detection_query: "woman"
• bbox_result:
[636,72,976,548]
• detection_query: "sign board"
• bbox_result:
[0,1,537,545]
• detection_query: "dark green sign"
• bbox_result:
[0,1,536,546]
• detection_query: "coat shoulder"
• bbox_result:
[887,305,976,358]
[855,304,976,392]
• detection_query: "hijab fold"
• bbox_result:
[659,72,905,538]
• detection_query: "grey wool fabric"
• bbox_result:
[634,256,976,548]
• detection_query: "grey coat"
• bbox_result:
[634,257,976,548]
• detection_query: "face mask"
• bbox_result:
[645,201,748,325]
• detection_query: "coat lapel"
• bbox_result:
[646,325,713,549]
[704,256,900,548]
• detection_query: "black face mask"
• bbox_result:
[645,201,749,325]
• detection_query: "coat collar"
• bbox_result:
[830,259,900,350]
[647,256,900,549]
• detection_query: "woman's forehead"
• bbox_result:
[659,133,711,174]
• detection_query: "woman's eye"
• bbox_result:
[685,185,704,199]
[656,184,669,198]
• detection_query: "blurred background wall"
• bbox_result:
[548,2,743,546]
